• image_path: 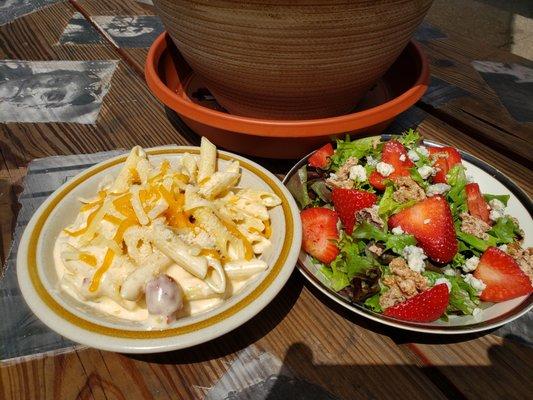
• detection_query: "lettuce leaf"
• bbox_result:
[378,185,417,219]
[286,165,311,209]
[483,193,510,206]
[352,221,417,255]
[456,230,497,252]
[446,165,468,219]
[330,136,381,171]
[397,129,421,148]
[489,216,521,244]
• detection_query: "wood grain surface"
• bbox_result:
[0,1,532,399]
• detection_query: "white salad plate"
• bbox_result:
[17,146,301,353]
[284,138,532,334]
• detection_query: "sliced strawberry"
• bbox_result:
[384,283,449,322]
[388,196,457,263]
[465,183,490,224]
[308,143,334,169]
[369,140,414,190]
[474,247,532,302]
[331,188,377,234]
[301,207,340,264]
[428,146,462,183]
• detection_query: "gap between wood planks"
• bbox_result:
[61,3,472,398]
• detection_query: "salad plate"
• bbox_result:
[17,144,301,353]
[284,131,532,334]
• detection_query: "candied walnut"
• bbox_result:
[379,257,429,310]
[392,176,426,203]
[367,242,384,256]
[507,243,533,284]
[355,205,384,228]
[460,212,491,240]
[325,156,358,189]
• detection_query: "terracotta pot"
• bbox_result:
[152,0,433,120]
[145,33,429,159]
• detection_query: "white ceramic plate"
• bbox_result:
[284,139,532,334]
[17,146,301,353]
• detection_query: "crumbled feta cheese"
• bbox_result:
[466,174,475,183]
[376,162,394,177]
[329,172,338,180]
[391,226,404,235]
[462,256,480,273]
[426,183,451,197]
[489,199,505,210]
[407,149,419,162]
[435,277,452,292]
[499,244,508,252]
[416,146,430,157]
[488,198,506,221]
[443,267,456,276]
[366,155,378,166]
[472,307,482,320]
[463,274,486,294]
[402,245,427,273]
[423,218,431,224]
[349,165,367,182]
[399,154,406,162]
[418,165,436,180]
[489,208,505,222]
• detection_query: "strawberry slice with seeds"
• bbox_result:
[331,188,378,234]
[428,146,462,183]
[301,207,340,264]
[308,143,334,169]
[465,183,491,224]
[388,196,458,263]
[474,247,533,302]
[369,140,414,190]
[384,283,450,322]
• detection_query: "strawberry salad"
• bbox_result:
[288,130,533,323]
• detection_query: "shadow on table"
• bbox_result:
[238,337,532,400]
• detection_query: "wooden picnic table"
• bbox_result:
[1,1,532,399]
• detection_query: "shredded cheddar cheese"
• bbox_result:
[89,248,115,292]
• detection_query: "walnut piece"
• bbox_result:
[355,205,384,229]
[392,176,426,203]
[460,212,491,240]
[325,156,358,189]
[379,257,429,310]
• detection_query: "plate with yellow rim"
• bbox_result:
[17,146,301,353]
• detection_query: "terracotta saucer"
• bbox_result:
[145,33,429,159]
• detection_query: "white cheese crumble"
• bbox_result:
[391,226,404,235]
[463,274,486,294]
[407,149,419,162]
[426,183,451,197]
[349,165,367,182]
[499,244,508,252]
[402,245,427,273]
[488,198,506,222]
[423,218,431,224]
[462,256,480,273]
[417,146,430,157]
[366,155,378,166]
[399,154,406,162]
[376,162,394,177]
[443,267,456,276]
[435,277,452,292]
[417,165,436,180]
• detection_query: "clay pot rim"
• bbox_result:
[145,32,429,138]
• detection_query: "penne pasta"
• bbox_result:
[198,136,217,184]
[224,259,268,279]
[152,225,208,279]
[198,171,240,199]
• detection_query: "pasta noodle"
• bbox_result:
[55,138,281,328]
